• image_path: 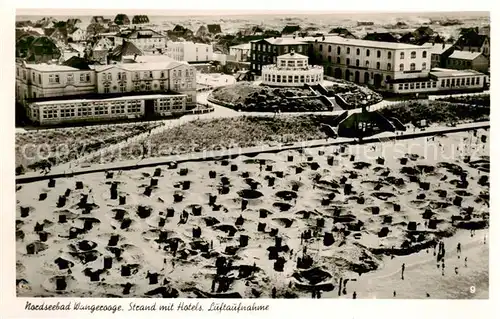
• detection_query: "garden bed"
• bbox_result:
[209,82,331,112]
[378,100,490,126]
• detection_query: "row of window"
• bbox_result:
[325,57,427,72]
[252,43,305,54]
[440,77,481,88]
[396,77,482,91]
[40,103,143,119]
[319,46,427,60]
[398,81,437,91]
[279,60,306,68]
[18,69,92,85]
[263,73,321,83]
[448,59,473,68]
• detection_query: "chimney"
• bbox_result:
[134,53,137,61]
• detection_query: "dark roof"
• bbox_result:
[43,28,55,37]
[132,15,150,24]
[114,14,130,25]
[455,34,488,48]
[110,40,143,60]
[173,25,187,32]
[123,29,164,39]
[282,25,301,34]
[415,26,434,36]
[90,16,105,24]
[207,24,222,34]
[363,32,399,43]
[63,56,91,70]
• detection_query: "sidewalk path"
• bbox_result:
[16,120,489,184]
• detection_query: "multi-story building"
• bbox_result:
[165,41,213,62]
[261,51,323,87]
[445,51,489,74]
[423,42,454,68]
[116,28,166,52]
[15,62,96,102]
[16,60,197,125]
[250,38,310,75]
[229,43,251,62]
[311,36,432,91]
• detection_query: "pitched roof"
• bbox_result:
[422,42,453,54]
[110,41,143,60]
[448,51,483,60]
[123,29,164,39]
[230,43,251,50]
[207,24,222,34]
[455,34,488,48]
[282,25,301,34]
[62,56,91,70]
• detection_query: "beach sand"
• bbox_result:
[15,129,489,298]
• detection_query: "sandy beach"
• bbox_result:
[15,129,489,298]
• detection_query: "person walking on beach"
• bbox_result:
[457,243,461,258]
[353,291,357,299]
[465,257,468,267]
[401,263,405,280]
[455,267,459,275]
[272,287,277,299]
[393,291,396,298]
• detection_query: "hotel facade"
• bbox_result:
[16,60,197,125]
[165,41,214,63]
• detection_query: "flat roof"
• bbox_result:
[448,51,483,60]
[24,64,80,72]
[430,68,484,77]
[230,43,251,50]
[94,61,187,72]
[317,36,430,50]
[422,42,453,55]
[259,38,308,46]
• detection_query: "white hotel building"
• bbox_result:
[261,51,323,87]
[16,61,197,125]
[310,36,487,94]
[166,41,214,63]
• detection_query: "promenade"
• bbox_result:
[15,120,489,184]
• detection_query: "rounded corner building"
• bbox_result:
[261,50,324,87]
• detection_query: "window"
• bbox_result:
[328,45,332,52]
[356,59,360,67]
[117,72,121,80]
[337,47,341,55]
[388,52,392,59]
[451,79,455,86]
[277,75,281,83]
[135,72,140,80]
[300,75,304,82]
[410,83,414,89]
[404,83,409,90]
[377,50,381,58]
[67,74,74,83]
[441,80,445,87]
[104,85,110,93]
[476,77,480,85]
[107,73,112,81]
[319,44,323,51]
[423,51,427,58]
[461,78,465,86]
[446,79,450,87]
[422,62,427,70]
[376,62,380,69]
[328,56,332,63]
[410,63,416,71]
[356,48,360,55]
[281,60,286,67]
[411,51,416,59]
[120,84,126,92]
[347,47,351,54]
[398,84,403,90]
[23,70,26,79]
[400,52,404,59]
[399,64,404,71]
[365,61,369,67]
[38,74,42,84]
[432,82,437,88]
[387,63,392,71]
[337,57,340,64]
[346,58,350,66]
[49,74,60,84]
[366,49,370,57]
[416,83,420,89]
